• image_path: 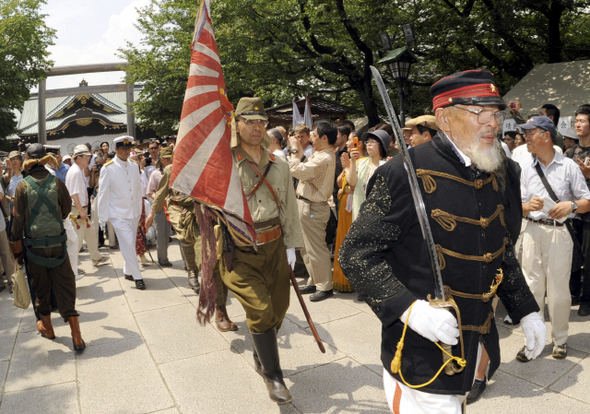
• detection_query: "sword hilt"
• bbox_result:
[427,294,466,376]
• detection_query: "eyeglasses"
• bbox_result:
[455,106,507,124]
[524,129,543,138]
[148,147,159,150]
[238,118,268,129]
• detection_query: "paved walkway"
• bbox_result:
[0,242,589,413]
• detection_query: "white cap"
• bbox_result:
[113,135,134,147]
[73,144,91,158]
[44,144,61,153]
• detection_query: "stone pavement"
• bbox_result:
[1,242,589,414]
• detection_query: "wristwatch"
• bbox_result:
[572,201,578,212]
[290,149,299,154]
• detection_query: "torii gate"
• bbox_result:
[37,62,135,144]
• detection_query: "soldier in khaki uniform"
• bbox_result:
[222,97,303,404]
[146,148,237,332]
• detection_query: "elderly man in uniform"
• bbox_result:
[10,144,85,351]
[517,115,590,360]
[97,136,146,290]
[221,97,303,404]
[340,69,545,413]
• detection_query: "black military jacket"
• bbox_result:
[340,133,538,394]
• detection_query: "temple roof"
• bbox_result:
[17,86,141,138]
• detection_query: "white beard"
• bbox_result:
[454,131,503,173]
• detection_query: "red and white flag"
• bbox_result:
[170,0,255,246]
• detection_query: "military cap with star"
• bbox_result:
[235,97,268,120]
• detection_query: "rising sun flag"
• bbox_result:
[170,0,256,247]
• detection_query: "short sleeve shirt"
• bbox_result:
[65,163,88,207]
[518,151,590,220]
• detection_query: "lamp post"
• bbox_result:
[377,47,418,125]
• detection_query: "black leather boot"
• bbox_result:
[251,329,292,404]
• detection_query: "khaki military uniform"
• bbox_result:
[221,146,303,333]
[152,165,229,304]
[152,165,201,271]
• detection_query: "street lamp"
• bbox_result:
[377,46,418,125]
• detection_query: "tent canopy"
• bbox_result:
[502,60,590,118]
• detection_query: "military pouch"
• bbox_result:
[179,209,196,244]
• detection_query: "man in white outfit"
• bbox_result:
[65,145,108,268]
[516,116,590,359]
[97,136,146,290]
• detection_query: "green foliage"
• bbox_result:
[121,0,590,132]
[0,0,55,138]
[119,0,195,135]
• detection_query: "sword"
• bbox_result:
[370,66,464,375]
[138,225,157,266]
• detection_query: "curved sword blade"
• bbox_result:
[370,65,445,300]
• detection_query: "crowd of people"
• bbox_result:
[1,69,590,413]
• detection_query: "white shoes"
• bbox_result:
[92,256,110,267]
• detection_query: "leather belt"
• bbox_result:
[295,194,310,202]
[525,216,566,227]
[254,217,281,231]
[256,226,282,245]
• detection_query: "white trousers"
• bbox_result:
[110,217,142,280]
[72,205,102,261]
[383,344,480,414]
[520,220,572,346]
[64,219,79,278]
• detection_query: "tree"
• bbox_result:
[0,0,55,138]
[122,0,590,132]
[119,0,195,136]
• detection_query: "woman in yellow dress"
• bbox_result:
[333,132,366,292]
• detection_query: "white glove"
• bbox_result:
[286,248,296,270]
[400,300,459,345]
[520,312,546,360]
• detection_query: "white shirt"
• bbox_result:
[303,144,315,160]
[272,149,286,158]
[97,156,143,223]
[145,165,157,181]
[518,151,590,220]
[65,163,88,207]
[501,142,511,158]
[512,144,563,164]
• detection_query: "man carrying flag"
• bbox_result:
[221,98,303,403]
[169,1,302,404]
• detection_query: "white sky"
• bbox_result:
[33,0,150,92]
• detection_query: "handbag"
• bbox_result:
[12,265,31,310]
[533,163,584,272]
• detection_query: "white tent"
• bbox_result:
[502,59,590,132]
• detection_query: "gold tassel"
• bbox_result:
[391,341,404,374]
[492,174,498,192]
